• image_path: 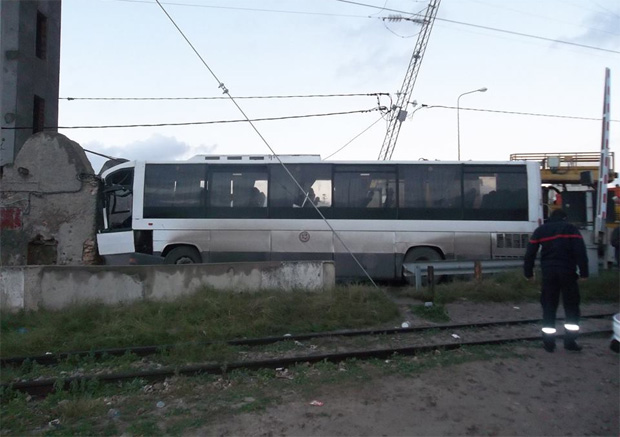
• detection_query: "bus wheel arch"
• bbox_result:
[401,246,444,282]
[163,245,202,265]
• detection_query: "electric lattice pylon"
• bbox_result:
[377,0,441,161]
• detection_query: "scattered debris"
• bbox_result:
[513,306,520,310]
[309,400,324,406]
[212,377,232,390]
[156,401,166,409]
[401,322,410,328]
[424,302,434,308]
[276,368,294,380]
[48,419,61,428]
[451,333,461,339]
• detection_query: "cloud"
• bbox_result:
[569,10,620,47]
[83,134,217,173]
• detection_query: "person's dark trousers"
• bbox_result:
[541,268,582,350]
[540,268,581,326]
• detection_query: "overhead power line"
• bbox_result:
[324,116,384,160]
[60,93,389,101]
[6,104,615,131]
[427,104,620,122]
[336,0,620,54]
[111,0,619,54]
[435,16,620,54]
[3,108,381,130]
[113,0,371,18]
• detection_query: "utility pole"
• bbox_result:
[377,0,441,161]
[594,68,612,243]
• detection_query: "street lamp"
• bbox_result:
[457,87,487,161]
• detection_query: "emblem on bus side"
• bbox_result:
[299,231,310,243]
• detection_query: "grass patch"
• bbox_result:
[0,285,399,358]
[397,270,619,304]
[410,303,450,323]
[580,269,620,302]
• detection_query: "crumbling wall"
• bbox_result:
[0,132,99,265]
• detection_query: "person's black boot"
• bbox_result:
[542,332,556,353]
[564,327,582,352]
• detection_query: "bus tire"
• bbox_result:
[164,246,202,265]
[402,247,442,285]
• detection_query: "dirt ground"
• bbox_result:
[200,302,619,437]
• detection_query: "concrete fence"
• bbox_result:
[0,261,336,312]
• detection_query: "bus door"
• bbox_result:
[97,167,135,262]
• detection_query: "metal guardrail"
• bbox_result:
[403,259,527,290]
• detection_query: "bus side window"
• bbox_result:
[144,164,206,218]
[463,165,528,220]
[269,164,332,217]
[207,167,268,217]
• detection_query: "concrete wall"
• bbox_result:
[0,261,336,312]
[0,132,98,266]
[1,0,62,166]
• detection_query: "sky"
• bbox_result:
[57,0,620,175]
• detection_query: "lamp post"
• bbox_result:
[457,87,487,161]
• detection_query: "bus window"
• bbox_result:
[399,164,461,220]
[144,164,206,218]
[463,165,528,221]
[333,165,396,219]
[104,168,134,230]
[270,164,332,219]
[207,166,268,218]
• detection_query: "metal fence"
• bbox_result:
[402,259,527,290]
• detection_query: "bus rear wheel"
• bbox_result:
[164,246,202,265]
[402,247,442,285]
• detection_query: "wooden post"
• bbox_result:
[474,261,482,281]
[428,265,435,301]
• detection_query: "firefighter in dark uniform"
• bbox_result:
[524,209,589,352]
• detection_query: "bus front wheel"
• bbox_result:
[164,246,202,265]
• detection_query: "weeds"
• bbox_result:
[397,270,618,304]
[0,286,399,358]
[410,303,450,323]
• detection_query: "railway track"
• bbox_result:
[1,314,613,398]
[1,312,614,368]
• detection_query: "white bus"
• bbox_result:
[96,155,543,280]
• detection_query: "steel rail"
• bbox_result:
[1,329,612,398]
[1,313,614,368]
